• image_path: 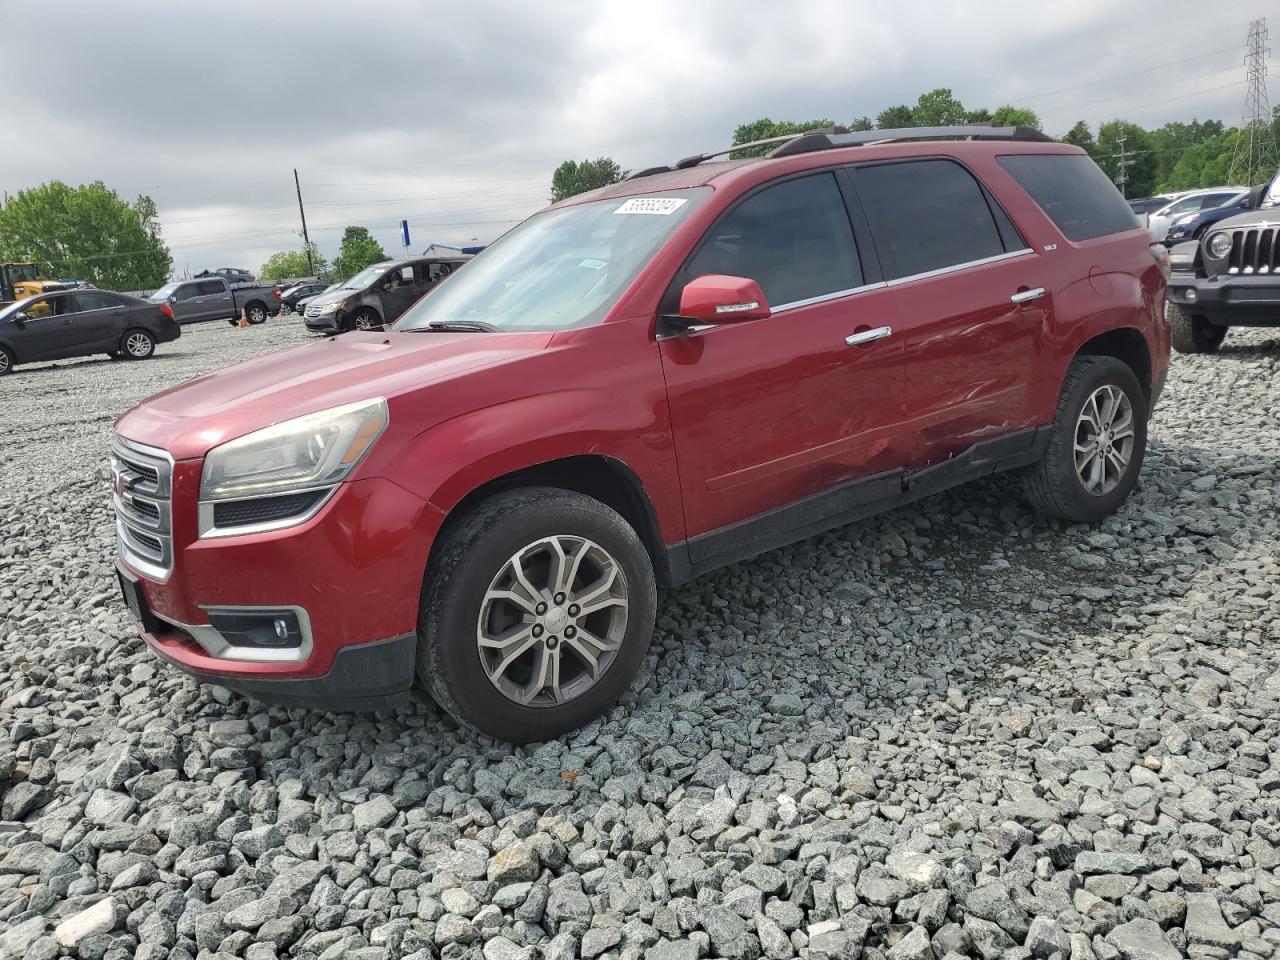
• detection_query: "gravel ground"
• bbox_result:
[1,318,1279,960]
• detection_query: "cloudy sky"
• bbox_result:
[3,0,1274,278]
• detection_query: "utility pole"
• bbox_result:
[1228,18,1278,187]
[1111,134,1137,198]
[294,169,314,276]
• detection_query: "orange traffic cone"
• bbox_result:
[236,309,249,328]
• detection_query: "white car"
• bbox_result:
[1148,187,1245,243]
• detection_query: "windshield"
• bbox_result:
[396,188,708,332]
[149,282,181,301]
[342,265,389,290]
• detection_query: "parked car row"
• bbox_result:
[1130,186,1249,244]
[110,125,1173,741]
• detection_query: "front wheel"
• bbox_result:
[121,329,156,360]
[1022,355,1148,523]
[418,488,657,743]
[0,346,13,376]
[350,309,382,332]
[1169,303,1226,354]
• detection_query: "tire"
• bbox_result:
[245,302,268,325]
[120,329,156,360]
[1169,303,1226,354]
[1022,355,1148,523]
[0,346,13,376]
[350,309,382,332]
[417,487,657,743]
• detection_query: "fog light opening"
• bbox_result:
[208,609,305,650]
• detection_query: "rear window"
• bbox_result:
[998,154,1139,242]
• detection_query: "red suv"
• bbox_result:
[112,126,1169,742]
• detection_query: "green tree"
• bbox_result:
[966,107,994,124]
[260,244,327,281]
[1097,121,1156,198]
[1160,130,1240,191]
[991,106,1042,130]
[876,104,915,129]
[847,116,874,131]
[0,180,171,290]
[1149,120,1227,187]
[335,227,387,280]
[1060,121,1096,155]
[730,118,837,157]
[911,88,968,126]
[550,157,625,202]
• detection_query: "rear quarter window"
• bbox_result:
[998,154,1139,242]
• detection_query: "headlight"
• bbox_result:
[1206,232,1233,260]
[1173,213,1195,225]
[320,301,342,315]
[200,398,388,503]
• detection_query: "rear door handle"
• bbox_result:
[1011,287,1046,304]
[845,325,893,347]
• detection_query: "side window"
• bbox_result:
[685,172,862,308]
[73,292,118,312]
[196,280,224,296]
[173,284,200,301]
[24,297,54,318]
[851,160,1006,280]
[1199,193,1232,210]
[998,154,1139,242]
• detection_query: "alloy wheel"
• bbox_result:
[126,333,153,358]
[0,351,9,374]
[476,535,629,706]
[1074,384,1134,496]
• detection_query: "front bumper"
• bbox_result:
[1168,273,1280,326]
[304,310,343,333]
[116,466,444,710]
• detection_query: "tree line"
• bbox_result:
[551,88,1280,201]
[4,89,1274,293]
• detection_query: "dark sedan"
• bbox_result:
[1164,189,1254,245]
[279,281,330,313]
[0,290,180,376]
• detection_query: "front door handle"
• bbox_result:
[845,325,893,347]
[1011,287,1046,304]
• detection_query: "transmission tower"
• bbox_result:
[1228,18,1278,186]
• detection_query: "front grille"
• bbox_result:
[1226,225,1280,274]
[305,304,321,318]
[111,436,174,578]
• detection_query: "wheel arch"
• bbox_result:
[1072,327,1152,402]
[428,455,671,590]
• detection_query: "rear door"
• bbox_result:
[659,170,907,542]
[66,291,127,350]
[848,158,1049,469]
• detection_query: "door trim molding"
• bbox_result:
[665,425,1050,585]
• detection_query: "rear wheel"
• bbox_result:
[0,346,13,376]
[417,488,657,743]
[121,329,156,360]
[1169,303,1226,354]
[1022,355,1148,523]
[245,302,268,325]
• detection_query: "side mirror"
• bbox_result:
[12,312,29,326]
[678,274,771,325]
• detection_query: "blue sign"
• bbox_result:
[400,220,411,247]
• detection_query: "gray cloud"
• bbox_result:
[1,0,1271,276]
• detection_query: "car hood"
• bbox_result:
[115,330,552,459]
[304,288,361,309]
[1210,209,1276,231]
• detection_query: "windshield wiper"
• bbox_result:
[418,320,499,333]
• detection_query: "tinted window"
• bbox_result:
[1000,154,1139,241]
[686,173,861,308]
[73,292,120,311]
[1198,193,1235,210]
[851,160,1006,279]
[196,280,224,296]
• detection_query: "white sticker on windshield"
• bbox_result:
[579,258,607,270]
[614,197,688,216]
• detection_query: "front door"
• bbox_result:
[11,293,79,361]
[658,171,907,543]
[379,264,425,324]
[67,292,128,352]
[849,158,1048,467]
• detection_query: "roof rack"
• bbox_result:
[623,124,1053,181]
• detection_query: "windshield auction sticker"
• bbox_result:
[614,197,689,215]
